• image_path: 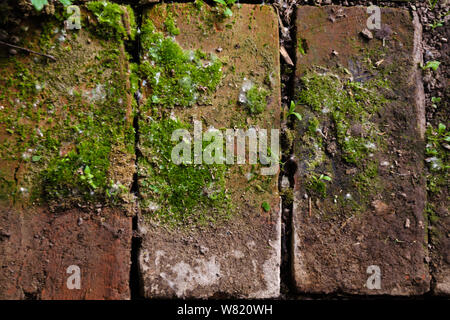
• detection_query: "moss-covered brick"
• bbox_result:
[0,3,135,209]
[138,3,281,299]
[292,5,429,296]
[0,1,136,299]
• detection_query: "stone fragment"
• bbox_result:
[360,28,373,40]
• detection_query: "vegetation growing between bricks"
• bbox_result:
[424,122,450,237]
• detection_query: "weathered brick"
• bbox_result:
[137,3,281,298]
[0,4,135,299]
[292,6,429,295]
[0,209,132,299]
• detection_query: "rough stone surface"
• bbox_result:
[0,5,134,299]
[0,208,132,300]
[292,6,429,295]
[137,3,281,298]
[431,203,450,296]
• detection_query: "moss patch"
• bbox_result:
[245,85,269,115]
[140,20,222,111]
[164,13,180,36]
[425,123,449,194]
[138,14,232,227]
[0,10,135,207]
[297,72,387,164]
[138,118,231,227]
[295,69,389,212]
[297,37,307,55]
[86,1,136,41]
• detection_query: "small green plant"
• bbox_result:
[79,166,97,189]
[261,201,270,212]
[428,0,439,10]
[426,123,450,172]
[298,38,306,55]
[421,60,441,71]
[429,20,443,30]
[429,11,449,30]
[31,0,71,11]
[308,174,332,197]
[213,0,236,18]
[431,96,441,109]
[286,101,302,121]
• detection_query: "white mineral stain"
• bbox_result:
[159,256,221,298]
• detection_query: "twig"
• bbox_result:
[308,197,312,217]
[0,40,56,62]
[280,46,294,66]
[273,5,286,31]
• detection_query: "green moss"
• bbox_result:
[140,20,223,110]
[297,37,306,55]
[129,62,140,94]
[40,102,130,203]
[307,117,320,136]
[261,201,270,212]
[425,203,441,243]
[194,0,205,10]
[426,123,449,172]
[425,123,449,193]
[246,86,269,115]
[297,72,387,164]
[38,20,57,50]
[87,1,136,41]
[138,118,232,227]
[353,162,381,198]
[295,70,390,212]
[164,14,180,36]
[137,12,234,227]
[0,22,134,206]
[307,173,332,198]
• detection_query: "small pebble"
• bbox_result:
[360,28,373,40]
[199,246,209,255]
[10,36,19,44]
